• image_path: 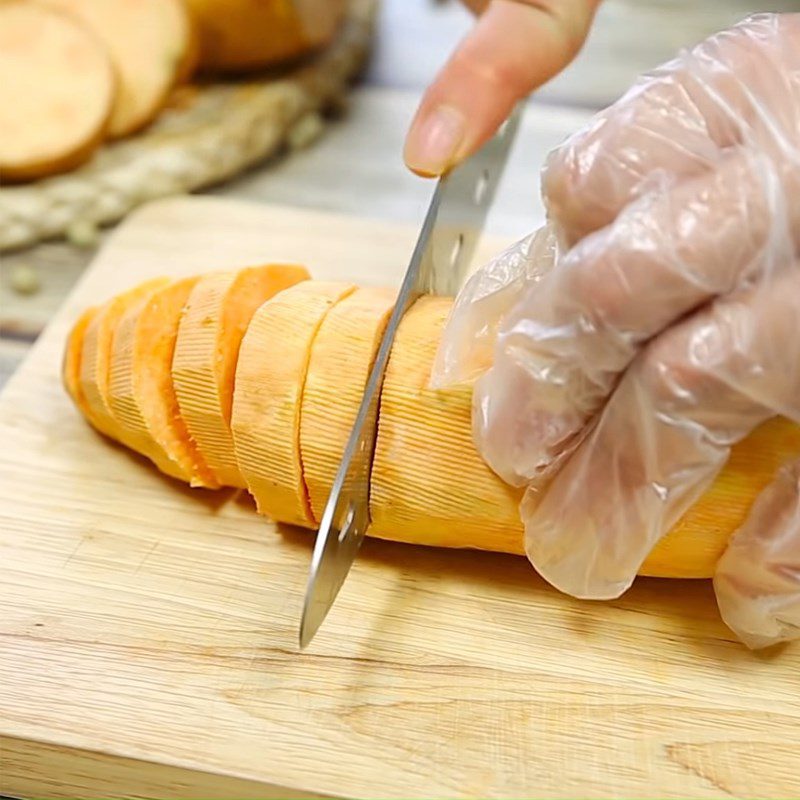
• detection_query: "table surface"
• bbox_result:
[3,0,785,388]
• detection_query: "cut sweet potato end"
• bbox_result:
[109,293,188,481]
[219,265,310,426]
[63,306,98,420]
[109,277,219,486]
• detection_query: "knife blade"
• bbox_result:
[299,103,524,649]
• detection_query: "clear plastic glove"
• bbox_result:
[433,14,800,648]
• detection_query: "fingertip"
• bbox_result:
[403,103,467,177]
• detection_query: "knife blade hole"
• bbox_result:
[450,234,464,268]
[474,169,489,205]
[339,503,356,542]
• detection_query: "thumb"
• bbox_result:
[714,458,800,649]
[404,0,600,177]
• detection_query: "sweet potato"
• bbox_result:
[0,2,115,181]
[79,279,169,439]
[46,0,195,137]
[231,281,355,526]
[172,265,310,488]
[184,0,347,72]
[108,277,218,486]
[64,272,800,579]
[300,286,395,521]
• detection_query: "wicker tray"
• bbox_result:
[0,0,376,252]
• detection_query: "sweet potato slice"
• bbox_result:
[173,265,310,488]
[63,306,98,423]
[108,277,218,486]
[232,281,355,526]
[46,0,193,137]
[79,279,170,440]
[0,2,114,181]
[300,287,396,522]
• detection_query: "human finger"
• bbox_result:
[404,0,600,176]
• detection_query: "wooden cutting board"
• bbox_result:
[1,197,798,800]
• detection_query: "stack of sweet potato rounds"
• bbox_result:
[0,0,346,181]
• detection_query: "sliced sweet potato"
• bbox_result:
[300,286,396,522]
[172,265,310,488]
[0,2,114,181]
[63,306,98,423]
[231,281,355,526]
[79,279,170,439]
[65,272,800,581]
[108,277,218,486]
[46,0,194,137]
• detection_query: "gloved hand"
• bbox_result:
[432,13,800,649]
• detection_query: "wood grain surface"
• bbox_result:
[1,197,799,800]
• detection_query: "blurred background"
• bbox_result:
[375,0,799,106]
[218,0,800,233]
[1,0,794,387]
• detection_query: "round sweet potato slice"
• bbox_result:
[0,2,115,181]
[46,0,194,137]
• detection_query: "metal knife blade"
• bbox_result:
[299,104,524,649]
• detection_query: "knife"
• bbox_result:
[299,104,524,649]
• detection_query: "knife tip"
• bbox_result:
[298,612,317,651]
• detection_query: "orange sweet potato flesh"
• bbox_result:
[78,279,170,440]
[64,273,800,580]
[300,287,396,522]
[231,281,356,526]
[63,306,98,420]
[172,265,310,488]
[108,277,218,487]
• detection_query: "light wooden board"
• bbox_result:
[1,197,799,800]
